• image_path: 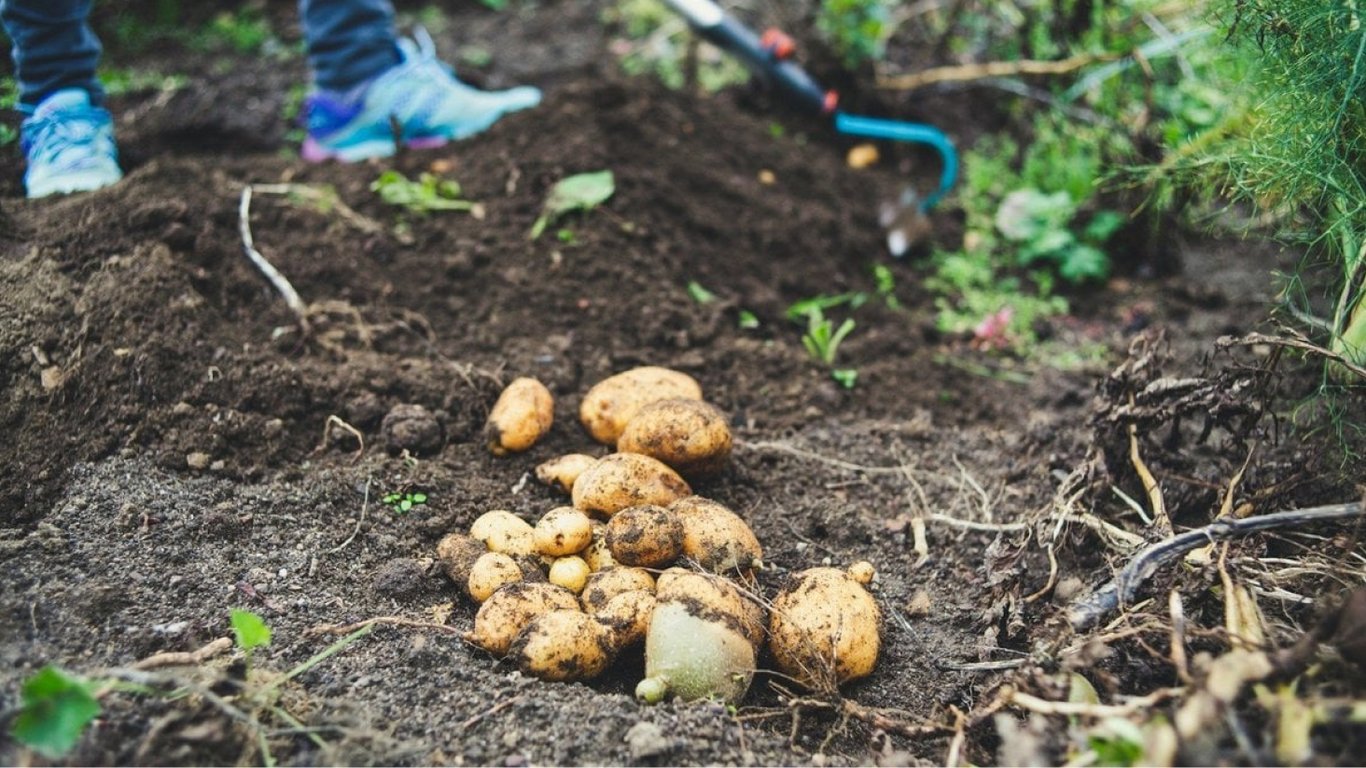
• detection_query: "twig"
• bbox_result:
[877,51,1119,90]
[324,478,370,555]
[316,414,365,462]
[459,695,522,731]
[132,637,233,670]
[1218,332,1366,380]
[1128,410,1171,533]
[1069,501,1366,630]
[304,616,464,638]
[1008,685,1184,718]
[239,186,310,333]
[252,182,401,242]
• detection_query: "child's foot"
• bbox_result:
[302,29,541,163]
[21,88,124,198]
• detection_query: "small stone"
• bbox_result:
[372,558,426,598]
[262,418,284,438]
[186,452,211,470]
[380,404,444,455]
[172,401,195,416]
[625,721,672,761]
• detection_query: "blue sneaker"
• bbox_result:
[21,88,124,198]
[302,28,541,163]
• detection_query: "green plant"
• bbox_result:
[372,171,476,214]
[197,8,274,54]
[816,0,892,68]
[382,490,428,514]
[10,666,103,760]
[686,280,716,304]
[230,608,272,661]
[800,306,856,366]
[531,170,615,239]
[738,310,760,330]
[604,0,750,92]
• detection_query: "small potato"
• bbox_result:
[581,523,616,572]
[435,532,487,585]
[549,556,592,594]
[769,567,882,690]
[594,589,656,651]
[572,453,691,517]
[617,399,732,478]
[581,567,656,613]
[485,377,554,456]
[533,506,594,557]
[605,505,684,568]
[848,561,876,586]
[669,496,763,576]
[469,510,536,557]
[579,366,703,446]
[535,453,598,495]
[465,582,579,656]
[467,552,524,603]
[510,609,615,682]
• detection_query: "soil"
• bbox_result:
[2,2,1365,766]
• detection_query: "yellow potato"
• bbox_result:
[572,453,691,516]
[549,556,592,593]
[594,589,656,651]
[617,399,732,478]
[605,505,684,568]
[668,496,763,576]
[581,523,616,572]
[485,377,554,456]
[579,366,702,446]
[534,453,598,495]
[655,569,764,647]
[768,567,882,691]
[469,510,535,556]
[467,552,524,603]
[465,582,580,656]
[533,506,594,557]
[435,532,487,585]
[848,560,876,586]
[510,609,615,682]
[581,567,656,613]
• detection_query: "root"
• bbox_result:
[132,637,233,670]
[239,185,310,334]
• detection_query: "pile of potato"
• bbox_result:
[436,366,882,704]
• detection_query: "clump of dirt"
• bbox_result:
[2,1,1364,766]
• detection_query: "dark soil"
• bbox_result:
[2,2,1364,766]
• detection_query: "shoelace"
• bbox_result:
[396,26,461,83]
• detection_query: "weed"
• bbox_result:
[738,310,760,330]
[531,170,615,240]
[831,368,859,389]
[382,491,428,514]
[800,307,856,366]
[230,608,272,668]
[10,666,102,760]
[372,171,476,214]
[197,9,275,55]
[603,0,750,92]
[816,0,893,68]
[556,228,579,245]
[98,68,186,97]
[687,280,717,304]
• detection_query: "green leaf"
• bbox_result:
[686,281,716,304]
[411,493,428,504]
[1084,210,1126,243]
[995,188,1076,242]
[11,666,102,760]
[230,609,272,653]
[399,498,413,512]
[1058,244,1111,283]
[532,170,615,240]
[831,368,859,388]
[738,310,760,329]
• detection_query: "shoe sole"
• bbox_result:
[26,168,123,198]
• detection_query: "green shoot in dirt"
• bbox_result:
[382,491,427,514]
[801,306,856,367]
[231,608,272,667]
[372,171,475,214]
[604,0,750,92]
[10,666,102,760]
[686,280,716,304]
[531,170,615,240]
[738,310,760,330]
[817,0,892,68]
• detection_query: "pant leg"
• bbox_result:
[299,0,401,92]
[0,0,103,108]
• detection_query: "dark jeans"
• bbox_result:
[0,0,402,108]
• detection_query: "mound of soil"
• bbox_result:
[2,2,1363,765]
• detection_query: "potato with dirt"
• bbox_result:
[548,555,591,593]
[593,589,656,651]
[435,532,487,585]
[637,570,758,704]
[572,453,691,516]
[469,510,536,556]
[485,377,555,455]
[581,522,616,572]
[579,366,703,445]
[580,567,656,613]
[669,496,763,576]
[535,453,598,495]
[617,398,732,478]
[533,506,593,557]
[467,552,525,603]
[605,504,684,568]
[768,564,882,690]
[510,609,616,682]
[466,582,580,656]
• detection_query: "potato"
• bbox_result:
[510,609,615,682]
[469,510,535,556]
[485,377,554,456]
[605,505,684,568]
[637,586,756,704]
[465,582,580,656]
[848,560,876,586]
[435,532,487,585]
[581,523,616,572]
[617,399,732,478]
[581,567,656,613]
[535,453,598,495]
[768,566,882,690]
[668,496,763,576]
[467,552,524,603]
[655,569,764,648]
[579,366,703,446]
[572,453,691,516]
[533,506,593,557]
[594,589,656,651]
[549,556,592,594]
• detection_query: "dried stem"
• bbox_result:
[239,185,310,333]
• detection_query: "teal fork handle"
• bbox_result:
[834,112,958,210]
